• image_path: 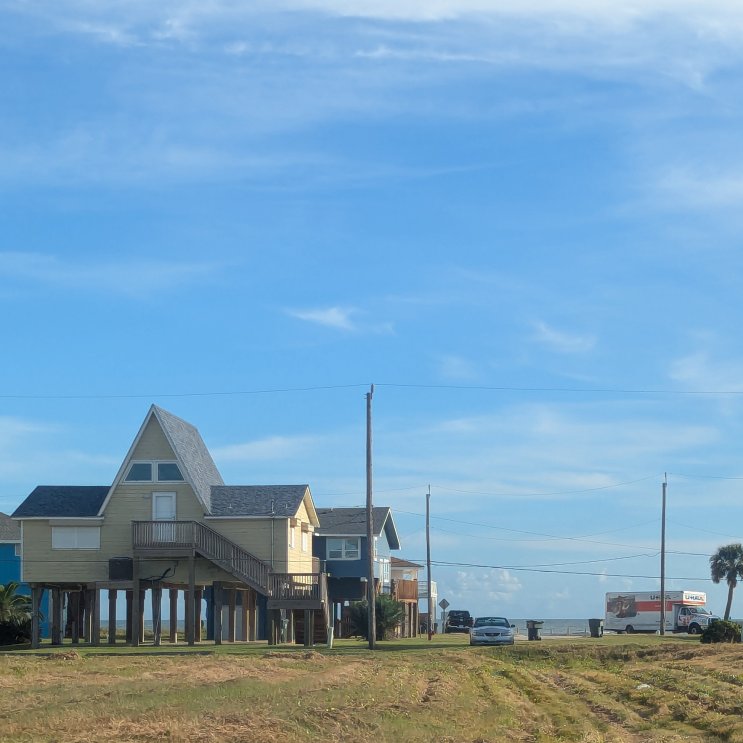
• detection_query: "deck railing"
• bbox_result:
[133,521,327,607]
[132,520,272,594]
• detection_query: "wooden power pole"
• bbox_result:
[660,473,667,636]
[426,485,433,641]
[366,384,376,650]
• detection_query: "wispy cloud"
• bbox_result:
[532,321,596,354]
[213,434,321,463]
[438,355,478,381]
[0,252,221,297]
[656,168,743,210]
[287,306,358,331]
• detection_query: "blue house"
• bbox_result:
[314,506,401,637]
[0,512,49,637]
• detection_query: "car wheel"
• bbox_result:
[688,623,700,635]
[625,625,635,634]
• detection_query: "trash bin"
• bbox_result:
[588,618,604,638]
[526,620,544,641]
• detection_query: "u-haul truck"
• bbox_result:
[605,591,719,634]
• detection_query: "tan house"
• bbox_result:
[391,557,421,638]
[13,405,327,647]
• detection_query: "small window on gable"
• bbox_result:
[157,462,183,481]
[301,530,308,553]
[327,537,360,560]
[125,462,153,481]
[289,526,295,549]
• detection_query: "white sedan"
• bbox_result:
[469,616,515,646]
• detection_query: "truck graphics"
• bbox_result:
[605,591,718,634]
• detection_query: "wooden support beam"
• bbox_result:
[50,587,62,646]
[304,609,313,648]
[131,560,140,646]
[152,585,163,646]
[91,589,101,646]
[31,585,42,649]
[248,590,257,641]
[228,590,236,643]
[213,582,223,645]
[195,589,203,643]
[139,590,145,643]
[125,590,133,644]
[70,592,80,645]
[108,590,117,645]
[169,588,178,643]
[239,591,248,642]
[186,554,195,646]
[268,609,276,646]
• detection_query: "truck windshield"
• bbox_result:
[694,608,712,615]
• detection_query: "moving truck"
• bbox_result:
[605,591,719,634]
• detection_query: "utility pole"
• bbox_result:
[426,485,433,641]
[660,473,667,636]
[366,384,376,650]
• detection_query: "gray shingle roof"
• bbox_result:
[0,512,21,541]
[210,485,309,517]
[154,406,223,513]
[12,487,109,518]
[316,507,392,537]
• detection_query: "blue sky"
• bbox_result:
[3,0,743,620]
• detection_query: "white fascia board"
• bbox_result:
[203,515,283,520]
[97,404,158,516]
[0,539,20,544]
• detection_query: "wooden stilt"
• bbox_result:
[228,590,236,643]
[169,589,178,643]
[125,590,133,644]
[213,582,223,645]
[152,586,163,646]
[77,589,86,642]
[31,585,42,649]
[90,588,101,646]
[108,590,117,644]
[70,592,80,645]
[239,591,249,642]
[138,589,145,642]
[132,560,140,646]
[51,587,62,645]
[304,609,313,648]
[248,590,257,641]
[186,554,195,646]
[195,589,203,642]
[268,609,276,646]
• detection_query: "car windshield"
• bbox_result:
[474,617,509,628]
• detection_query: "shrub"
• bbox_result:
[700,619,742,644]
[0,616,32,645]
[348,594,405,640]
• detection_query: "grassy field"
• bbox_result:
[2,634,743,742]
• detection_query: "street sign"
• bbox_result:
[439,598,450,610]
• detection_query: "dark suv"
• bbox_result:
[445,610,473,633]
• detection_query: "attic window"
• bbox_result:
[157,462,183,481]
[125,462,152,481]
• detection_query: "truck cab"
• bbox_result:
[675,606,717,634]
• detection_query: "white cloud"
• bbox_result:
[656,168,743,210]
[0,252,220,296]
[532,321,596,354]
[213,434,321,463]
[443,568,522,605]
[287,306,358,330]
[438,355,478,381]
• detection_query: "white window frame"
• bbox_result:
[152,492,177,521]
[289,525,296,549]
[301,529,308,553]
[51,526,101,550]
[326,537,361,560]
[14,543,22,557]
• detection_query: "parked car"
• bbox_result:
[444,610,473,633]
[469,616,515,646]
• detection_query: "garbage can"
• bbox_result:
[588,618,604,638]
[526,620,544,641]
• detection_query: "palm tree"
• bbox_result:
[0,582,31,623]
[709,544,743,620]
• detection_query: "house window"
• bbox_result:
[301,530,308,553]
[157,462,183,481]
[327,537,360,560]
[51,526,100,550]
[289,526,295,549]
[125,462,153,481]
[14,544,21,557]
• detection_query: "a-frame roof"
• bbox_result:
[100,404,223,515]
[315,506,401,550]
